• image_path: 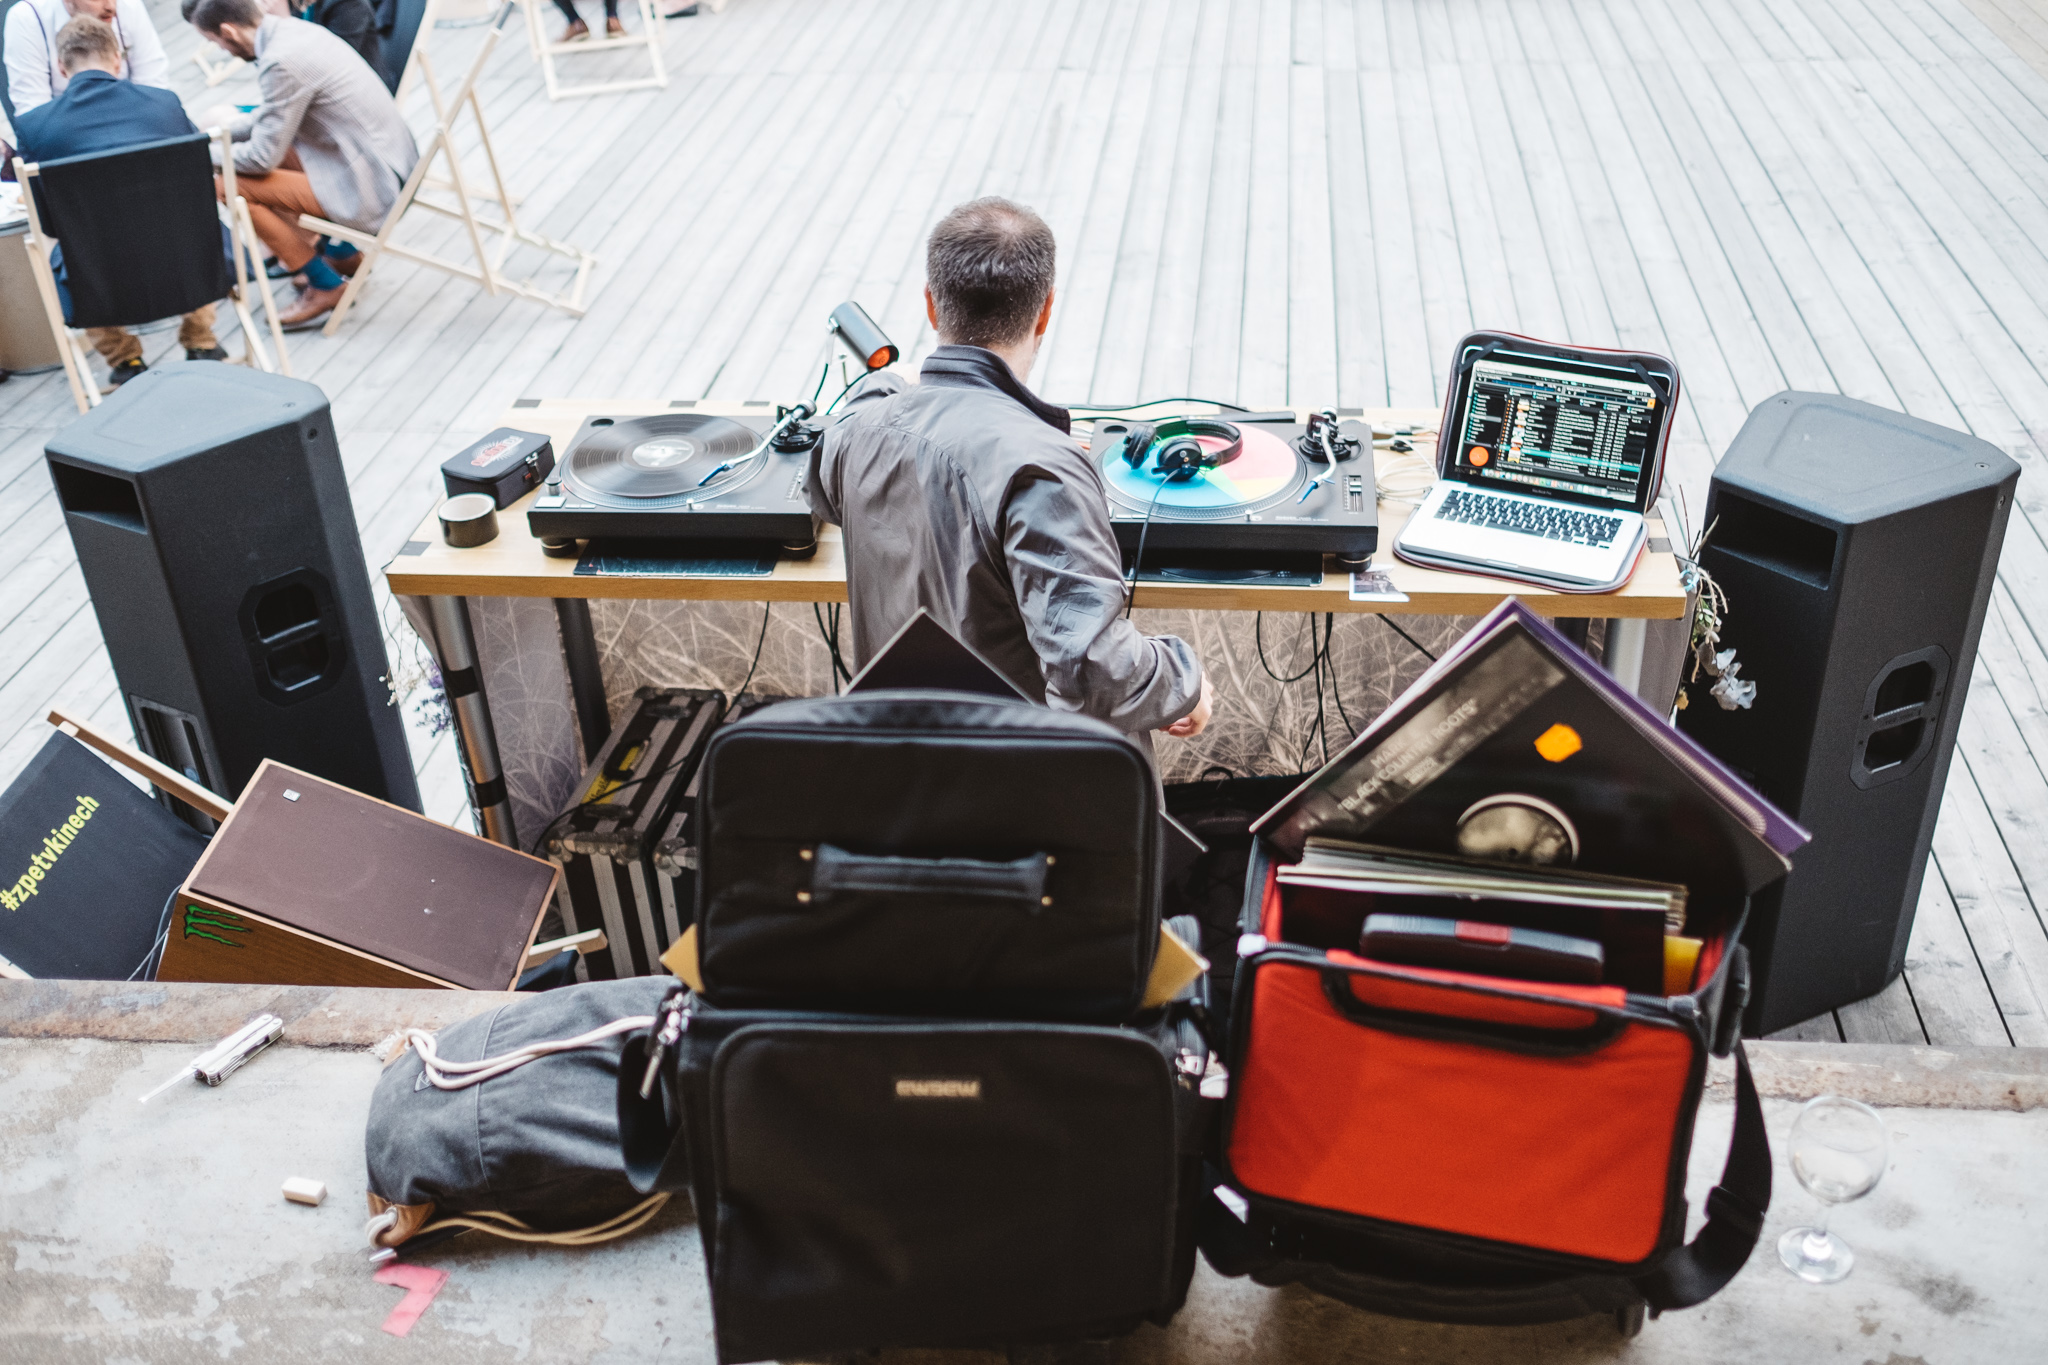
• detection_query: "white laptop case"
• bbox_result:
[1394,332,1678,594]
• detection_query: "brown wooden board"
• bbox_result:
[155,889,454,991]
[178,761,556,990]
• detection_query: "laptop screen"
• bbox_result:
[1440,345,1672,513]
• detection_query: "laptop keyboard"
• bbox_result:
[1438,489,1625,548]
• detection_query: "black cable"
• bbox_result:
[1123,477,1170,618]
[1313,616,1330,766]
[813,601,850,688]
[1324,612,1357,738]
[727,601,772,717]
[1379,616,1438,664]
[1255,612,1320,684]
[823,367,876,415]
[1057,395,1251,414]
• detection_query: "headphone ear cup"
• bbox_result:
[1120,423,1158,469]
[1156,436,1203,480]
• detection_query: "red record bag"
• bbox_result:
[1203,845,1769,1334]
[1200,603,1794,1336]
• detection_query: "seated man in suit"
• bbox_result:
[189,0,419,330]
[4,0,170,120]
[10,16,226,387]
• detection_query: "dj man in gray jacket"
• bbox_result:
[808,198,1211,741]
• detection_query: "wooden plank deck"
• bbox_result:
[3,0,2047,1044]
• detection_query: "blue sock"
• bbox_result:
[324,240,358,261]
[302,255,344,291]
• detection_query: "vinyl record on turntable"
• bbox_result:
[1087,415,1378,568]
[565,415,760,501]
[529,410,822,555]
[1099,424,1306,519]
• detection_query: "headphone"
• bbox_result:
[1114,417,1243,482]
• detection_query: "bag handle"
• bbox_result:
[1320,967,1629,1058]
[1634,1040,1772,1310]
[811,843,1053,909]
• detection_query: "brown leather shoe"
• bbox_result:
[278,282,346,332]
[605,15,625,35]
[325,250,362,278]
[559,17,588,40]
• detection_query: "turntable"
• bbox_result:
[1087,411,1377,572]
[527,409,821,555]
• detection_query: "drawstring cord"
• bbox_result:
[398,1015,654,1090]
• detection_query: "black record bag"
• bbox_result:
[690,690,1165,1020]
[620,692,1212,1363]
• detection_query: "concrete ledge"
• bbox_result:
[4,979,2045,1110]
[0,978,517,1047]
[1725,1040,2048,1112]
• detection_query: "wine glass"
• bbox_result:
[1778,1095,1888,1283]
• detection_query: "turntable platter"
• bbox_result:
[565,415,760,502]
[1100,424,1305,519]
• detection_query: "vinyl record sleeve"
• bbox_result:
[0,734,208,979]
[1252,600,1808,911]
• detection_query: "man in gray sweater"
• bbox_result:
[808,198,1211,743]
[191,0,417,329]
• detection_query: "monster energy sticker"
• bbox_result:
[182,904,252,948]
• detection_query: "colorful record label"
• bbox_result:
[1098,426,1303,516]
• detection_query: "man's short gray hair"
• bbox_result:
[55,15,120,73]
[925,197,1057,349]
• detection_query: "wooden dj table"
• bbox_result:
[386,400,1692,846]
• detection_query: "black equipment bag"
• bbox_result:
[1200,841,1771,1335]
[619,971,1214,1364]
[694,690,1162,1021]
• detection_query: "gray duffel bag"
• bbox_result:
[365,976,677,1255]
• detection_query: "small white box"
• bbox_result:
[281,1177,327,1207]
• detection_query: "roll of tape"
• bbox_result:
[439,493,499,548]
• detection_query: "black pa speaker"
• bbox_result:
[45,364,420,821]
[1676,392,2018,1035]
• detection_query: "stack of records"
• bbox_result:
[1252,599,1810,994]
[1277,838,1688,993]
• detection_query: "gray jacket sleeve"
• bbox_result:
[805,369,906,526]
[1001,463,1203,734]
[232,59,313,174]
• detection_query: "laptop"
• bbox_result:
[1394,332,1679,593]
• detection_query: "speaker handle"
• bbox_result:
[47,708,233,823]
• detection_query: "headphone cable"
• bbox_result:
[1123,473,1170,619]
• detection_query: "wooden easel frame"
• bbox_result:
[521,0,667,101]
[12,130,292,414]
[298,1,596,336]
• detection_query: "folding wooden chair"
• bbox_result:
[521,0,666,100]
[191,45,246,86]
[13,129,291,414]
[298,0,596,336]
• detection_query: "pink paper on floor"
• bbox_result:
[373,1262,449,1337]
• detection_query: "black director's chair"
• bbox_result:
[13,129,290,413]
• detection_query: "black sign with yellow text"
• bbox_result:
[0,733,208,979]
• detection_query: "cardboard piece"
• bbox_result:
[659,920,1205,1010]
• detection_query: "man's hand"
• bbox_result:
[1164,676,1214,739]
